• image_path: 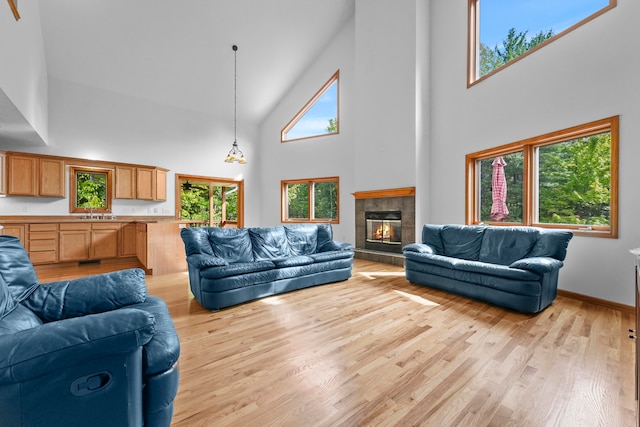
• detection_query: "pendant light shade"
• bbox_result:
[224,44,247,164]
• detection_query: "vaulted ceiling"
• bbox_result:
[37,0,355,126]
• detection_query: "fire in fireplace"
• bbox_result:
[365,211,402,253]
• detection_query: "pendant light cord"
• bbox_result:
[233,44,238,143]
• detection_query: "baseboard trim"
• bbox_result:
[558,289,633,314]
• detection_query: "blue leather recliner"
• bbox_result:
[0,235,180,427]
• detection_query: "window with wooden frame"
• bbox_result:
[467,0,616,86]
[69,166,113,214]
[176,174,244,228]
[281,177,339,223]
[281,71,339,142]
[466,116,618,238]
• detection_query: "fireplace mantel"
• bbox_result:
[353,187,415,199]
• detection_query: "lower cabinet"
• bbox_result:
[28,224,58,265]
[59,223,90,261]
[1,224,26,246]
[59,222,121,262]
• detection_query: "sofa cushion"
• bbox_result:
[249,227,290,261]
[284,224,318,256]
[440,225,485,261]
[309,250,354,263]
[421,224,445,254]
[208,228,254,263]
[271,256,315,268]
[181,227,215,257]
[316,224,334,251]
[0,274,17,321]
[0,304,43,335]
[0,236,40,303]
[200,261,275,280]
[528,229,573,261]
[478,227,538,265]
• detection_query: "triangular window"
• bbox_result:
[281,70,339,142]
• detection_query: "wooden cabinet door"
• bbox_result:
[59,224,91,262]
[156,169,167,201]
[1,224,25,246]
[91,223,120,259]
[115,166,136,199]
[136,223,148,267]
[0,152,5,196]
[120,223,137,256]
[136,168,154,200]
[7,154,37,196]
[39,158,65,197]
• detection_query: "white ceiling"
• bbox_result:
[37,0,355,126]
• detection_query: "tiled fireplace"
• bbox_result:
[354,187,415,266]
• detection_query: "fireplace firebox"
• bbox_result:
[365,211,402,253]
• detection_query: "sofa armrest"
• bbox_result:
[402,243,435,254]
[0,308,155,385]
[318,241,354,252]
[509,257,564,274]
[186,253,229,269]
[23,269,148,322]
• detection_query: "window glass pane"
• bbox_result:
[537,132,611,226]
[180,182,210,222]
[75,171,107,209]
[479,0,610,77]
[287,183,309,219]
[282,72,339,142]
[313,181,338,220]
[479,151,524,223]
[224,187,238,221]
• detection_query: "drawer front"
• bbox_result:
[29,224,57,232]
[91,223,121,231]
[29,231,57,240]
[30,239,57,252]
[30,251,57,264]
[59,223,91,231]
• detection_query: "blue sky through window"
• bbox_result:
[285,80,338,140]
[480,0,610,48]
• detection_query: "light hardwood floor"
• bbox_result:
[37,259,637,426]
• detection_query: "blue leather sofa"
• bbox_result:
[181,224,354,310]
[403,224,573,313]
[0,235,180,427]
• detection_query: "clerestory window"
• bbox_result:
[468,0,616,86]
[466,116,618,238]
[281,71,339,142]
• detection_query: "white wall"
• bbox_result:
[425,0,640,305]
[258,18,356,243]
[0,77,261,224]
[354,0,417,192]
[0,1,48,144]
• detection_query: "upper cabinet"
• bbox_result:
[6,153,64,197]
[115,166,167,201]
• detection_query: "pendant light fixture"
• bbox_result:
[224,44,247,164]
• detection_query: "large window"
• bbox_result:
[466,116,618,237]
[468,0,616,85]
[281,177,339,223]
[281,71,339,142]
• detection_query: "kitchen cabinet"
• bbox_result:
[136,222,186,275]
[0,152,5,196]
[91,222,120,259]
[28,224,58,264]
[59,223,91,261]
[121,223,137,256]
[115,166,136,199]
[115,166,167,201]
[6,154,65,197]
[1,223,25,246]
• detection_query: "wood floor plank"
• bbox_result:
[35,258,637,426]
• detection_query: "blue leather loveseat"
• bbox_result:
[0,235,180,427]
[181,224,354,310]
[403,224,573,313]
